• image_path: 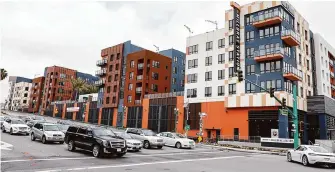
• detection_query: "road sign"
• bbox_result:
[185,125,190,131]
[281,109,288,116]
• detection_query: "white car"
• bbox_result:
[2,118,30,135]
[287,145,335,167]
[125,128,164,149]
[157,132,195,149]
[115,132,143,151]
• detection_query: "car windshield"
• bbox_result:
[58,125,69,130]
[117,132,132,139]
[143,130,156,136]
[44,125,60,131]
[12,120,24,124]
[175,133,186,138]
[93,129,116,137]
[309,146,329,153]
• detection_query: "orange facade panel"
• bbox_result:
[253,17,282,28]
[281,35,300,46]
[254,53,283,62]
[283,73,302,81]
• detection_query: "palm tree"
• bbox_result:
[0,68,8,81]
[70,78,87,101]
[82,84,98,94]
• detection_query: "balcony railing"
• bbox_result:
[135,99,141,105]
[95,68,107,76]
[144,91,184,99]
[137,75,143,81]
[96,58,107,66]
[283,62,303,81]
[138,63,144,69]
[136,87,142,93]
[254,47,284,62]
[281,30,300,46]
[253,10,283,28]
[94,79,106,87]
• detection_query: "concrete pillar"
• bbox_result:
[61,103,66,119]
[72,103,77,121]
[278,110,289,138]
[98,108,102,125]
[157,106,162,133]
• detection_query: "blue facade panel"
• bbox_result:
[16,76,32,83]
[319,114,327,139]
[159,48,185,92]
[76,72,99,84]
[278,110,289,138]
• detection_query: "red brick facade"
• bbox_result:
[28,76,45,113]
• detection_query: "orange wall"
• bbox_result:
[112,108,118,127]
[61,103,66,119]
[84,102,90,123]
[176,96,185,133]
[98,108,102,125]
[72,103,77,120]
[123,107,128,127]
[142,99,149,128]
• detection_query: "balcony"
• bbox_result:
[135,99,141,105]
[253,10,283,28]
[95,68,107,76]
[283,62,303,81]
[254,47,284,62]
[96,58,107,67]
[138,63,144,69]
[136,75,143,81]
[94,79,106,87]
[136,87,142,94]
[281,30,300,46]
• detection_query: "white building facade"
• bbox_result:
[11,82,32,111]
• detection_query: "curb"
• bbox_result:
[198,144,287,156]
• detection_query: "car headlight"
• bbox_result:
[308,153,317,156]
[13,127,18,130]
[102,140,109,147]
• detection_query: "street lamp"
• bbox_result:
[174,108,179,132]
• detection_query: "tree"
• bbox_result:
[0,68,8,81]
[70,78,87,101]
[82,84,98,94]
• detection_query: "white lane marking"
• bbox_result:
[0,141,13,150]
[35,155,250,172]
[1,150,234,163]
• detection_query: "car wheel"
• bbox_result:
[59,141,64,144]
[68,140,76,151]
[287,152,292,162]
[92,145,102,158]
[2,127,6,133]
[175,142,182,149]
[143,141,150,149]
[9,128,13,135]
[31,133,36,141]
[42,136,47,144]
[116,153,126,157]
[302,155,309,166]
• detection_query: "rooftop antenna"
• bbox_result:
[205,20,218,30]
[184,25,193,35]
[153,45,159,53]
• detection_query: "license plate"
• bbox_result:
[117,148,121,152]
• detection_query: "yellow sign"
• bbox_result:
[198,136,202,142]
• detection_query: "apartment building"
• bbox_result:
[11,81,32,111]
[184,1,313,141]
[6,76,32,110]
[159,48,186,92]
[28,76,45,113]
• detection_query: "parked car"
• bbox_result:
[125,128,164,149]
[30,122,65,144]
[0,116,5,128]
[2,118,30,135]
[57,124,70,134]
[24,116,33,123]
[157,132,195,149]
[115,132,142,151]
[32,116,46,121]
[65,126,127,158]
[287,145,335,167]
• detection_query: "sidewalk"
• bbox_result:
[197,143,288,156]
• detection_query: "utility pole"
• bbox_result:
[205,20,218,30]
[293,85,299,148]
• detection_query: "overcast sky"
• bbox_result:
[1,1,335,103]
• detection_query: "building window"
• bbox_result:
[129,72,134,79]
[300,87,304,98]
[107,86,111,93]
[322,70,324,79]
[298,54,302,65]
[130,61,135,68]
[246,48,254,58]
[187,88,197,98]
[110,54,114,61]
[128,84,133,90]
[218,70,225,80]
[229,67,234,78]
[188,44,198,54]
[246,65,255,75]
[306,45,309,55]
[229,51,234,61]
[260,61,281,73]
[305,30,308,40]
[112,97,116,103]
[173,57,178,62]
[113,85,117,92]
[205,71,212,81]
[218,86,224,96]
[218,54,225,64]
[114,74,118,81]
[245,15,253,25]
[285,81,293,93]
[152,72,159,80]
[106,97,110,104]
[229,20,233,30]
[246,31,254,42]
[204,87,212,97]
[276,80,282,91]
[109,65,113,72]
[187,73,197,83]
[116,53,120,59]
[152,61,160,68]
[297,23,300,34]
[115,64,119,70]
[172,78,177,84]
[306,59,310,70]
[307,75,310,86]
[127,96,132,103]
[206,41,213,51]
[260,81,265,92]
[246,83,255,93]
[218,39,225,48]
[229,84,236,95]
[205,56,212,66]
[229,35,234,45]
[151,84,158,92]
[173,67,177,74]
[108,76,112,82]
[188,59,198,69]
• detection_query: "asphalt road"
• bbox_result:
[1,111,333,172]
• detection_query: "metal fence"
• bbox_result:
[144,91,184,99]
[219,135,261,143]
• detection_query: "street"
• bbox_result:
[1,112,333,172]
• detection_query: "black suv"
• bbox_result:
[65,126,127,158]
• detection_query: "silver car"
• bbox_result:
[115,132,143,151]
[125,128,164,149]
[30,122,65,144]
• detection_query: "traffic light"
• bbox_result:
[282,98,287,108]
[237,70,243,82]
[270,88,275,97]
